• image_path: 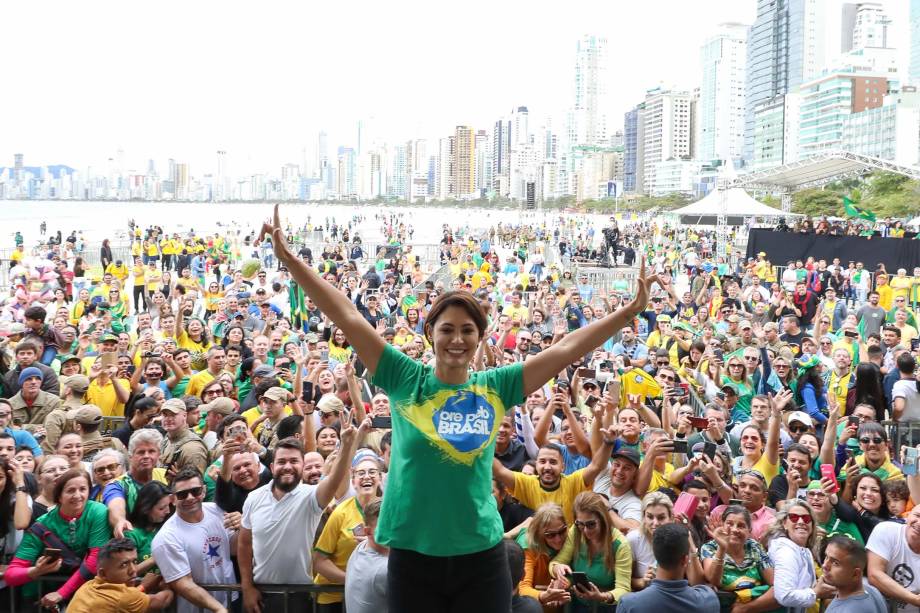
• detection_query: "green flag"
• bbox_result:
[843,196,876,222]
[290,282,308,332]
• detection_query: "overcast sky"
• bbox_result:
[0,0,909,175]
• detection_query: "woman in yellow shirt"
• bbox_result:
[328,326,353,363]
[876,274,893,311]
[203,282,224,320]
[313,455,383,606]
[175,307,212,370]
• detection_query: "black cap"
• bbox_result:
[611,447,641,466]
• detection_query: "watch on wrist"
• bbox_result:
[16,485,28,493]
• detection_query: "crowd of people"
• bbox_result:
[774,216,917,238]
[0,204,918,613]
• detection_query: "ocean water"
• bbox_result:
[0,201,616,247]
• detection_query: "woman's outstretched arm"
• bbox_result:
[262,205,386,375]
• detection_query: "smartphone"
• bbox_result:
[678,382,690,397]
[674,492,700,519]
[566,571,591,588]
[576,367,595,379]
[555,380,570,392]
[386,315,398,327]
[584,395,600,409]
[100,352,117,369]
[605,379,620,400]
[912,338,920,351]
[712,349,724,362]
[319,350,329,362]
[688,416,709,429]
[671,439,688,454]
[704,441,717,460]
[847,415,859,428]
[352,524,367,537]
[44,548,62,561]
[904,447,920,477]
[370,416,392,429]
[820,463,839,493]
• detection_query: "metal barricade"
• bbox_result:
[882,420,920,456]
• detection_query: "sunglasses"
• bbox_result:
[859,436,884,445]
[789,424,809,434]
[574,519,598,530]
[744,356,759,362]
[93,463,121,475]
[787,512,812,525]
[174,486,204,500]
[543,526,568,539]
[728,364,744,369]
[659,375,676,382]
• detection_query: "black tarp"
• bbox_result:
[745,228,920,272]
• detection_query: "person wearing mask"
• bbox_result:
[616,523,718,613]
[822,536,887,613]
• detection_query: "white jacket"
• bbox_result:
[768,536,817,613]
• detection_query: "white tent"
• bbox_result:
[672,187,795,219]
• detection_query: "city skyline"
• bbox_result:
[1,0,916,205]
[2,0,770,174]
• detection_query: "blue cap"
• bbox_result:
[18,366,44,386]
[703,263,714,272]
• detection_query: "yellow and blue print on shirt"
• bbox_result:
[371,343,524,556]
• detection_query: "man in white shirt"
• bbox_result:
[867,505,920,612]
[151,467,237,613]
[344,499,389,613]
[239,419,369,612]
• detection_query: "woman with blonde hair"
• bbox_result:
[549,492,632,612]
[763,500,832,612]
[518,503,571,612]
[627,491,673,590]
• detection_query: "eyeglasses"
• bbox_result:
[174,486,204,500]
[859,436,884,445]
[543,526,568,539]
[744,356,759,362]
[659,375,676,382]
[93,463,121,475]
[728,364,744,369]
[787,512,812,525]
[574,519,598,530]
[354,469,380,478]
[805,491,827,498]
[774,364,789,369]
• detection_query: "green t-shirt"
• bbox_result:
[821,510,864,545]
[172,375,190,398]
[125,526,158,567]
[16,501,112,561]
[371,343,524,556]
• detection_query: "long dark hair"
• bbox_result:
[0,458,14,539]
[852,363,885,421]
[128,481,173,531]
[795,365,825,404]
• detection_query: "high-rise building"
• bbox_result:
[640,88,693,194]
[843,91,920,165]
[623,106,644,193]
[436,137,454,200]
[698,23,747,165]
[568,35,609,147]
[336,147,357,198]
[842,2,891,53]
[798,70,891,156]
[453,126,476,198]
[492,117,511,195]
[474,130,490,192]
[743,0,827,163]
[13,154,23,183]
[911,0,920,84]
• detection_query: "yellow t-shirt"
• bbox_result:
[877,284,893,311]
[67,577,149,613]
[177,329,211,355]
[504,304,529,323]
[897,324,919,345]
[145,269,162,292]
[511,470,588,524]
[619,368,663,405]
[313,496,367,604]
[132,265,145,286]
[891,277,912,301]
[86,378,130,417]
[240,405,292,439]
[185,370,216,399]
[646,462,676,494]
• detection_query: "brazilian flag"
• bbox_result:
[290,283,308,332]
[843,196,876,223]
